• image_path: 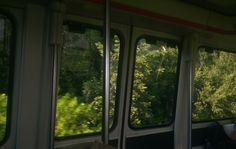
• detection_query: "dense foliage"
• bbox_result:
[130,39,178,127]
[55,28,120,137]
[55,35,236,135]
[0,16,11,142]
[0,94,7,141]
[1,24,236,140]
[192,49,236,121]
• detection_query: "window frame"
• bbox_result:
[0,11,15,146]
[54,21,124,140]
[192,46,236,123]
[128,35,181,130]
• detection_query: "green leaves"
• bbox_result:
[192,49,236,121]
[130,38,178,128]
[55,94,102,136]
[0,16,12,142]
[55,27,120,137]
[0,93,7,141]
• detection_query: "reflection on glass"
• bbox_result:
[55,26,120,137]
[130,37,179,128]
[193,48,236,121]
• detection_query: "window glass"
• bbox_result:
[0,15,13,142]
[192,48,236,121]
[55,24,120,137]
[130,37,179,128]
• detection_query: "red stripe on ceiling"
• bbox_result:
[89,0,236,35]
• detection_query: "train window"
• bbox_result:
[0,15,13,143]
[129,36,179,128]
[55,24,121,137]
[192,48,236,122]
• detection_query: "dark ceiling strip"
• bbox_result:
[90,0,236,35]
[184,0,236,17]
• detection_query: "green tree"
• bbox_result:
[0,94,7,141]
[0,16,12,141]
[55,27,120,136]
[130,38,179,127]
[55,94,102,136]
[192,49,236,121]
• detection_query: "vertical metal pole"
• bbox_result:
[188,60,192,149]
[103,0,110,145]
[50,45,58,149]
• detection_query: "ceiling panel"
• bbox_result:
[184,0,236,16]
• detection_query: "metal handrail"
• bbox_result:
[102,0,111,145]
